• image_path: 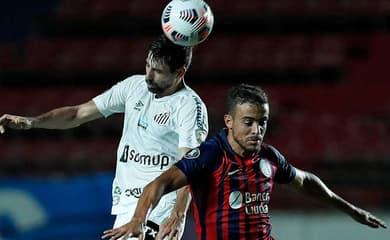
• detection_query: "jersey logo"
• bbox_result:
[125,188,142,198]
[134,100,144,111]
[184,148,200,159]
[228,169,240,176]
[119,145,170,170]
[260,159,272,178]
[229,191,243,209]
[138,119,148,129]
[145,221,159,238]
[153,112,170,125]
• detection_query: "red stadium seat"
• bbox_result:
[23,39,67,71]
[0,138,117,171]
[0,87,102,113]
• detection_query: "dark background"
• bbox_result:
[0,1,389,239]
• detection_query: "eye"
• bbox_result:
[243,119,253,126]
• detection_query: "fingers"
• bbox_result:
[102,221,145,240]
[356,210,388,229]
[0,114,31,131]
[156,221,172,240]
[0,114,9,133]
[368,215,387,228]
[101,229,118,239]
[156,227,169,240]
[139,233,145,240]
[102,229,132,240]
[156,222,180,240]
[168,229,179,240]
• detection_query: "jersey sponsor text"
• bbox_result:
[120,145,171,170]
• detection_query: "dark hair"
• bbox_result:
[227,84,269,114]
[148,34,193,72]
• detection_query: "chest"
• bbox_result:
[221,157,277,193]
[125,94,176,133]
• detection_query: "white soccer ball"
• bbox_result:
[161,0,214,47]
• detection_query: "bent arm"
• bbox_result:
[134,166,188,222]
[155,147,192,239]
[102,166,188,240]
[289,168,387,228]
[0,100,103,132]
[170,147,193,219]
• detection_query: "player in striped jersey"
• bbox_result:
[103,83,387,240]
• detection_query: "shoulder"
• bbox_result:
[202,137,222,152]
[261,143,286,163]
[199,136,224,162]
[119,75,145,88]
[184,136,223,160]
[175,85,206,106]
[178,136,224,175]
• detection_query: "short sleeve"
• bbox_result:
[175,140,222,183]
[92,76,136,117]
[176,94,209,148]
[267,145,296,184]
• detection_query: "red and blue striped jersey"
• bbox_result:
[175,129,296,240]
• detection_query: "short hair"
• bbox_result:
[227,84,269,114]
[148,34,193,72]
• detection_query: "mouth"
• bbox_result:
[247,137,261,144]
[145,79,157,89]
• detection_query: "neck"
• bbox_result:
[156,79,185,98]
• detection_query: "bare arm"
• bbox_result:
[156,147,193,240]
[289,168,387,228]
[101,166,188,240]
[0,100,103,133]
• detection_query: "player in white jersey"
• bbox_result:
[0,35,208,240]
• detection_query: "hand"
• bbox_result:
[0,114,33,133]
[350,207,387,228]
[156,214,185,240]
[101,220,145,240]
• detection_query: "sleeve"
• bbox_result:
[267,145,296,184]
[175,140,222,184]
[92,76,135,117]
[176,94,209,148]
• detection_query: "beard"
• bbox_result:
[232,133,261,155]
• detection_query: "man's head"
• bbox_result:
[145,35,193,97]
[224,84,269,157]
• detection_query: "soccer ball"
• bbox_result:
[161,0,214,47]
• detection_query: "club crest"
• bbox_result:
[259,159,272,178]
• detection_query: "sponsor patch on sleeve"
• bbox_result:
[184,148,200,159]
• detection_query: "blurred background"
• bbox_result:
[0,0,389,239]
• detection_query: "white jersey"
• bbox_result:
[93,75,208,224]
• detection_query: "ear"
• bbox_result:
[224,114,233,129]
[175,66,186,79]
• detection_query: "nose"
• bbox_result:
[145,66,154,81]
[251,123,264,135]
[250,123,260,134]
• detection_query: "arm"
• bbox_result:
[156,147,192,240]
[0,100,103,133]
[289,168,387,228]
[102,166,188,240]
